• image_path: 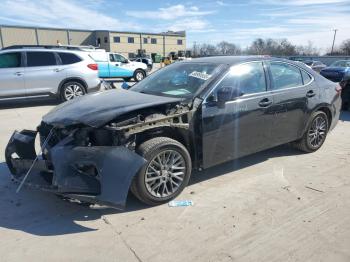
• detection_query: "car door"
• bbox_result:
[109,54,134,78]
[201,62,274,168]
[0,51,25,98]
[267,61,316,146]
[24,51,65,95]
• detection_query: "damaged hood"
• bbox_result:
[43,89,182,127]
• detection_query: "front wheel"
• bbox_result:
[292,111,329,152]
[133,69,145,82]
[131,137,192,206]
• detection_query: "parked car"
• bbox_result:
[0,46,101,101]
[303,60,327,72]
[5,56,341,209]
[320,60,350,109]
[131,57,153,71]
[90,52,148,82]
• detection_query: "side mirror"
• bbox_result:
[217,86,244,103]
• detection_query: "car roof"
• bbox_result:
[184,56,291,65]
[0,48,83,53]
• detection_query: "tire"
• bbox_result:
[133,69,145,82]
[131,137,192,206]
[292,111,329,153]
[60,81,86,102]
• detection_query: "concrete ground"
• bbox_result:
[0,99,349,262]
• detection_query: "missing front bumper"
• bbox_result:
[5,130,146,209]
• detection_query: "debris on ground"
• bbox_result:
[168,200,193,207]
[305,186,324,193]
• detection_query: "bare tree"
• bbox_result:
[199,44,218,56]
[247,38,297,56]
[296,41,320,56]
[216,41,241,55]
[340,39,350,55]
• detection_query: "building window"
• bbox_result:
[177,39,183,45]
[151,38,157,44]
[104,37,108,43]
[128,53,136,59]
[113,36,120,43]
[143,38,148,44]
[128,37,135,43]
[97,38,101,45]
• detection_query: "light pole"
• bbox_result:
[331,29,338,55]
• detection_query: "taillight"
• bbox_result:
[87,64,98,70]
[335,83,342,95]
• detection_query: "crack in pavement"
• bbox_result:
[100,214,143,262]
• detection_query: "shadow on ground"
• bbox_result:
[0,98,59,109]
[0,144,301,236]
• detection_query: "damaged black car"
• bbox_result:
[5,56,341,209]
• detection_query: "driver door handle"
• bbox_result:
[306,90,316,98]
[259,98,272,107]
[54,68,64,72]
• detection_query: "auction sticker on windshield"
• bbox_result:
[189,71,212,81]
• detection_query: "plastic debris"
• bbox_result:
[168,200,193,207]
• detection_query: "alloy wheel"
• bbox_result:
[136,71,144,81]
[145,150,186,198]
[64,84,84,100]
[308,116,327,147]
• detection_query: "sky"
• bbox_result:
[0,0,350,52]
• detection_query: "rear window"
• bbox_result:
[58,52,82,65]
[270,62,303,90]
[26,52,57,67]
[301,70,312,85]
[0,52,21,68]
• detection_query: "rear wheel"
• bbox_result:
[293,111,328,152]
[133,69,145,82]
[60,81,86,102]
[131,137,192,206]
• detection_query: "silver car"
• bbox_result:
[0,46,101,101]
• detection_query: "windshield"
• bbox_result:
[130,62,221,98]
[330,60,350,67]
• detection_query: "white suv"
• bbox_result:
[0,46,101,102]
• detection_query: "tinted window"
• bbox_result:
[270,62,303,90]
[301,70,312,85]
[128,37,134,43]
[26,52,57,67]
[0,52,21,68]
[217,62,267,95]
[58,52,81,65]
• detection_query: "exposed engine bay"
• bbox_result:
[5,93,197,209]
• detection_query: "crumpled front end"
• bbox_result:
[5,127,146,209]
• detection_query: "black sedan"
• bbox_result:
[5,56,341,209]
